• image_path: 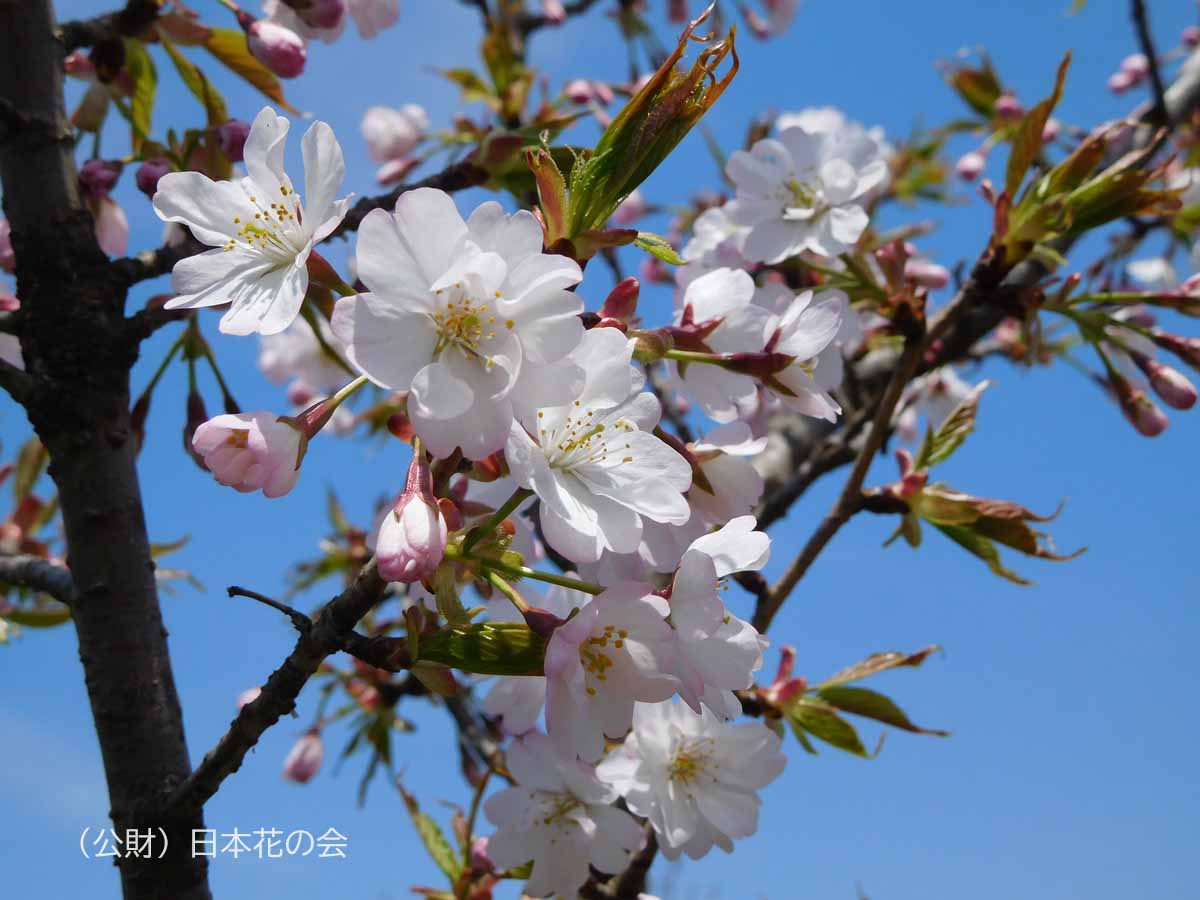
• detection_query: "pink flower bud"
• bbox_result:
[1108,70,1135,94]
[1120,53,1150,81]
[0,219,14,274]
[1152,331,1200,370]
[236,687,261,709]
[1140,358,1198,410]
[136,157,171,197]
[591,81,614,106]
[639,256,673,284]
[905,258,950,290]
[993,93,1023,120]
[612,189,648,226]
[299,0,346,30]
[64,50,95,78]
[376,451,447,583]
[1112,376,1168,436]
[540,0,566,23]
[1183,25,1200,48]
[183,390,210,471]
[600,277,640,322]
[217,119,251,163]
[191,412,304,497]
[1041,117,1061,143]
[245,18,307,79]
[469,836,493,872]
[955,150,986,182]
[668,0,689,22]
[375,156,419,186]
[564,79,594,104]
[282,729,324,783]
[78,158,122,198]
[90,195,128,257]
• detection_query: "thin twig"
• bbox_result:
[227,585,311,633]
[170,559,387,813]
[1132,0,1169,127]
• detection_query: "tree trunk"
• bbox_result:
[0,0,212,896]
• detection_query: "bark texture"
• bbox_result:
[0,0,211,896]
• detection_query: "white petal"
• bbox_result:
[153,172,255,246]
[330,293,436,389]
[242,107,292,196]
[301,119,346,226]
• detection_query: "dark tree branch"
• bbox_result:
[0,356,32,403]
[1132,0,1169,127]
[170,559,387,814]
[112,233,205,287]
[0,553,76,605]
[57,0,160,54]
[1,0,211,896]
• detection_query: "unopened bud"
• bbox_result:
[630,329,672,363]
[241,15,307,79]
[1112,374,1169,436]
[1041,117,1061,143]
[600,277,640,323]
[904,258,950,290]
[522,606,567,638]
[564,79,594,104]
[1184,25,1200,48]
[1135,355,1198,410]
[282,729,324,783]
[217,119,251,163]
[183,390,210,471]
[0,219,14,273]
[1108,69,1135,94]
[955,150,986,182]
[377,451,447,583]
[387,411,415,443]
[1151,331,1200,370]
[136,157,171,197]
[469,836,493,873]
[236,687,261,709]
[540,0,566,24]
[375,156,419,186]
[78,158,122,198]
[668,0,689,22]
[993,93,1023,120]
[1120,53,1150,81]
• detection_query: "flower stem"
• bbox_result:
[463,487,533,553]
[329,374,370,408]
[474,556,604,596]
[486,570,531,615]
[664,348,731,367]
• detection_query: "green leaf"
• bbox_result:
[123,39,157,153]
[785,698,869,757]
[398,782,465,885]
[1005,53,1070,197]
[785,716,819,754]
[4,605,72,628]
[160,37,228,127]
[818,645,942,687]
[634,232,686,265]
[203,28,298,114]
[817,686,949,736]
[914,380,990,470]
[934,522,1033,585]
[12,437,47,503]
[419,622,545,676]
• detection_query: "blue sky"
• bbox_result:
[2,1,1199,898]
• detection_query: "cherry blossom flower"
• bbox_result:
[667,519,769,718]
[484,731,643,898]
[669,267,771,423]
[282,729,324,783]
[775,106,892,197]
[895,366,974,443]
[725,125,888,263]
[596,700,786,860]
[191,411,304,498]
[361,104,427,183]
[506,327,692,563]
[332,188,584,459]
[680,206,750,282]
[375,450,447,583]
[153,107,351,336]
[543,581,679,762]
[761,287,845,420]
